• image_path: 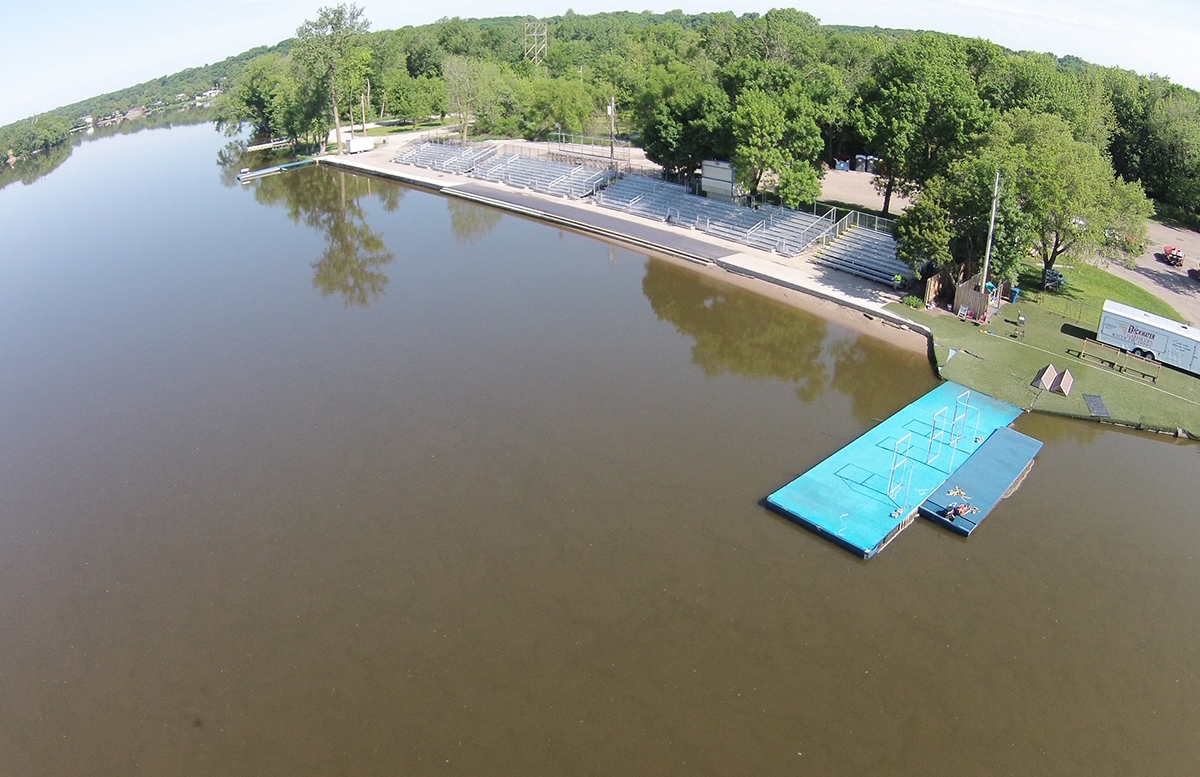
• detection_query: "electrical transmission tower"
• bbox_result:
[524,21,548,65]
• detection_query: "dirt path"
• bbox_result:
[818,170,911,214]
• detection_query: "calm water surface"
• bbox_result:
[1,124,1197,775]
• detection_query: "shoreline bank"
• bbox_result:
[317,151,931,355]
[311,149,1197,438]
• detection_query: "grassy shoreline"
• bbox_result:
[889,263,1200,437]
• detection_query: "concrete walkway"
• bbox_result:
[317,142,928,338]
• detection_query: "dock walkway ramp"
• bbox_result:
[917,427,1043,536]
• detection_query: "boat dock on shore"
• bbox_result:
[767,382,1041,557]
[236,158,314,183]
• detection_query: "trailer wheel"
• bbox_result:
[1131,348,1145,358]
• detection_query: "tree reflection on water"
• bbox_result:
[642,258,829,403]
[643,257,939,412]
[446,198,503,244]
[220,143,396,308]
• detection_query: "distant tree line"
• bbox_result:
[11,5,1200,282]
[0,42,289,160]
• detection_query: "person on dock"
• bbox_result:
[943,503,972,521]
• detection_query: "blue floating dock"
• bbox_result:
[918,426,1042,536]
[767,382,1023,558]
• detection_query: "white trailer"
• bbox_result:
[1097,299,1200,376]
[345,137,374,154]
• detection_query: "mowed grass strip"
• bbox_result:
[364,120,451,137]
[889,276,1200,434]
[1014,260,1184,325]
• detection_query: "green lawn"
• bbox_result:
[890,302,1200,435]
[889,262,1199,434]
[1013,260,1184,325]
[364,120,449,137]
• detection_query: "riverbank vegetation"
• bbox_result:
[146,6,1200,285]
[0,45,287,162]
[10,5,1200,282]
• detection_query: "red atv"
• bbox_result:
[1162,245,1185,266]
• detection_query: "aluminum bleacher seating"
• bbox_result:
[391,150,904,285]
[392,142,497,175]
[470,154,615,199]
[813,226,911,286]
[594,177,835,257]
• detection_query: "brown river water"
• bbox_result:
[0,124,1197,775]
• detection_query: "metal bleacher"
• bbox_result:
[391,141,495,173]
[393,142,914,288]
[392,141,615,199]
[470,154,615,199]
[813,225,912,285]
[594,177,832,257]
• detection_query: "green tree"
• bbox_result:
[442,55,499,141]
[523,77,595,139]
[1005,53,1113,149]
[214,54,287,137]
[730,88,823,205]
[1144,94,1200,211]
[894,179,954,272]
[855,33,993,214]
[294,3,371,154]
[636,63,732,176]
[899,111,1153,284]
[731,89,786,195]
[1001,110,1151,272]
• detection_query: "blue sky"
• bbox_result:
[3,0,1199,126]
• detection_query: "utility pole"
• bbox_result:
[981,169,1001,305]
[608,95,616,161]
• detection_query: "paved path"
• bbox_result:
[451,183,737,261]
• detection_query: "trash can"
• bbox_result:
[1010,288,1020,303]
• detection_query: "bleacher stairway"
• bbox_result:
[813,226,913,286]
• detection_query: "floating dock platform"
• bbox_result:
[767,382,1024,558]
[236,158,315,183]
[917,426,1042,536]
